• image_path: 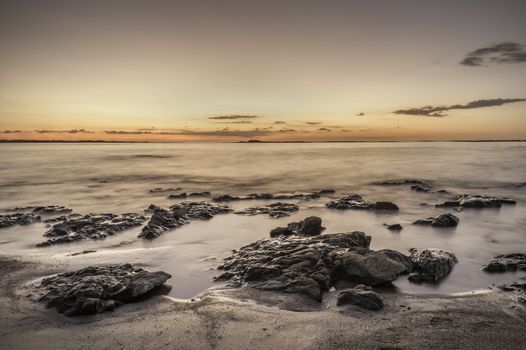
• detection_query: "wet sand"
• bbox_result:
[1,254,524,350]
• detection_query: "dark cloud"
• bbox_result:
[212,120,253,124]
[277,128,296,133]
[393,98,526,117]
[105,130,154,135]
[274,121,286,124]
[35,129,94,134]
[461,42,526,66]
[208,115,258,120]
[1,130,25,133]
[356,112,365,116]
[306,121,322,125]
[318,128,331,132]
[341,129,352,132]
[359,129,372,132]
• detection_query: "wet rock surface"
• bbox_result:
[337,285,384,310]
[376,179,431,187]
[37,213,146,247]
[188,191,211,197]
[497,278,526,293]
[140,201,232,239]
[37,264,171,316]
[408,248,458,283]
[31,206,73,215]
[42,214,83,223]
[235,202,299,218]
[167,192,187,199]
[215,231,412,301]
[150,187,182,193]
[413,213,459,227]
[212,190,335,202]
[326,194,399,211]
[384,223,403,231]
[482,253,526,273]
[269,216,324,237]
[436,194,516,209]
[0,212,41,228]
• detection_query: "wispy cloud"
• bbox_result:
[1,130,26,133]
[208,115,258,120]
[306,121,322,125]
[274,121,286,124]
[35,129,94,134]
[393,98,526,117]
[318,127,331,132]
[212,120,253,124]
[461,42,526,66]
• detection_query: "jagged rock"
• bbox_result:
[436,194,516,209]
[215,232,409,301]
[497,278,526,293]
[168,192,187,199]
[43,214,83,223]
[482,253,526,273]
[235,202,299,218]
[37,264,171,316]
[212,190,335,202]
[384,223,403,231]
[413,213,459,227]
[139,202,232,239]
[269,216,324,237]
[408,248,457,283]
[337,285,384,310]
[326,195,398,211]
[0,212,40,228]
[37,213,146,247]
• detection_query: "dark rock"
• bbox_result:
[436,194,516,209]
[411,184,431,192]
[377,179,431,187]
[270,216,324,237]
[139,201,232,239]
[337,285,384,310]
[37,213,146,247]
[69,250,97,256]
[167,192,187,199]
[497,279,526,293]
[408,248,458,283]
[150,187,182,193]
[188,191,211,197]
[378,249,414,272]
[38,264,171,316]
[482,253,526,273]
[235,202,299,218]
[413,213,459,227]
[212,190,335,202]
[0,212,41,228]
[32,206,73,215]
[216,232,409,301]
[327,195,398,211]
[43,214,83,223]
[375,202,399,211]
[384,223,403,231]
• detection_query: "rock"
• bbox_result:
[413,213,459,227]
[37,213,146,247]
[32,206,73,215]
[482,253,526,273]
[216,231,409,301]
[150,187,182,193]
[376,179,431,187]
[188,191,211,197]
[235,202,299,218]
[212,190,335,202]
[270,216,324,237]
[38,264,171,316]
[43,214,83,223]
[326,195,398,211]
[337,285,384,310]
[139,201,232,239]
[384,223,403,231]
[378,249,413,272]
[0,212,41,228]
[411,184,431,192]
[436,194,516,209]
[408,248,458,283]
[167,192,187,199]
[497,278,526,293]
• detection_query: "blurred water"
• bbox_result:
[0,142,525,297]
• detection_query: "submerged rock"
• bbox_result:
[0,212,40,228]
[376,179,431,187]
[482,253,526,273]
[215,231,410,301]
[326,195,398,211]
[188,191,211,197]
[38,264,171,316]
[270,216,324,237]
[436,194,516,209]
[337,285,384,311]
[212,190,335,202]
[37,213,146,247]
[167,192,187,199]
[411,184,432,193]
[384,223,403,231]
[150,187,182,193]
[235,202,299,218]
[408,248,458,283]
[413,213,459,227]
[140,201,232,239]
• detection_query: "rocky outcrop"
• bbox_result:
[326,195,398,211]
[37,264,171,316]
[37,213,146,247]
[436,194,516,209]
[337,285,384,310]
[413,213,459,227]
[215,231,410,301]
[408,248,458,283]
[235,202,299,218]
[269,216,324,237]
[0,212,40,228]
[212,190,335,202]
[32,206,73,215]
[139,202,232,239]
[482,253,526,273]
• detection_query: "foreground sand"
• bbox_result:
[1,255,525,350]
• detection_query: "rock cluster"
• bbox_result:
[37,213,146,247]
[413,213,459,227]
[38,264,171,316]
[436,194,516,209]
[167,190,210,199]
[407,248,458,282]
[0,212,40,228]
[482,253,526,273]
[269,216,324,237]
[212,189,335,202]
[326,194,398,211]
[337,285,384,311]
[235,202,299,218]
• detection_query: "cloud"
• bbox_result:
[356,112,365,116]
[105,130,154,135]
[104,128,274,138]
[1,130,25,133]
[393,98,526,117]
[35,129,94,134]
[274,121,286,124]
[461,42,526,66]
[306,121,322,125]
[277,128,296,133]
[208,115,258,120]
[341,129,352,132]
[212,120,253,124]
[318,128,331,132]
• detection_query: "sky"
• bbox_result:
[1,0,525,141]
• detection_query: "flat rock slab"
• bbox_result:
[37,213,146,247]
[436,194,516,209]
[337,285,384,311]
[212,189,335,202]
[235,202,299,218]
[0,212,40,229]
[483,253,526,272]
[37,264,171,316]
[413,213,459,227]
[408,248,458,283]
